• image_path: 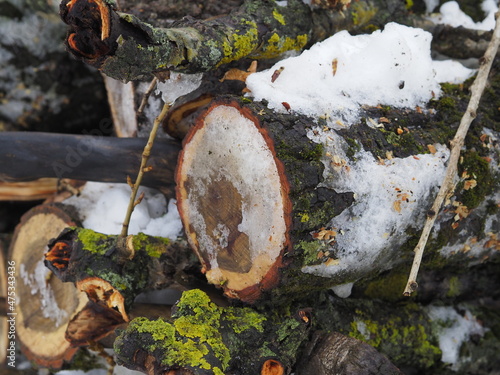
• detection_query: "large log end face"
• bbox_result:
[176,101,292,302]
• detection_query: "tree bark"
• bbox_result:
[43,227,195,319]
[113,289,312,375]
[0,0,109,132]
[0,132,181,196]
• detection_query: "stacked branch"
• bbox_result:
[43,227,194,345]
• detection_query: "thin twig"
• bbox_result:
[88,340,116,375]
[137,77,158,116]
[403,12,500,296]
[121,102,170,237]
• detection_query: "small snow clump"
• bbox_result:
[430,0,498,31]
[156,72,203,105]
[427,306,487,369]
[62,182,183,239]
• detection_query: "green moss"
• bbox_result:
[224,307,266,334]
[349,316,441,368]
[363,272,409,301]
[132,232,170,258]
[300,142,324,160]
[458,150,495,209]
[446,276,461,298]
[77,228,114,255]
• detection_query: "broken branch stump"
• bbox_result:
[44,227,194,345]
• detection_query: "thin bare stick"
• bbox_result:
[403,12,500,296]
[137,77,158,116]
[121,102,170,237]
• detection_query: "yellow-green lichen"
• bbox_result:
[299,213,310,223]
[349,317,441,368]
[77,228,113,255]
[132,232,170,258]
[272,9,286,25]
[350,2,377,27]
[132,318,214,371]
[219,20,259,66]
[257,33,308,60]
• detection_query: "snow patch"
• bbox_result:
[156,72,203,105]
[19,261,68,327]
[428,306,487,369]
[331,282,354,298]
[302,141,449,279]
[62,182,183,239]
[430,1,498,31]
[247,23,441,127]
[432,60,476,84]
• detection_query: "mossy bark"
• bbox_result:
[114,289,310,375]
[44,227,195,310]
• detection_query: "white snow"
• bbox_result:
[432,60,476,84]
[62,182,183,239]
[247,23,442,127]
[19,261,68,327]
[302,144,450,278]
[430,1,499,31]
[331,282,354,298]
[156,72,203,105]
[423,0,440,13]
[427,306,487,369]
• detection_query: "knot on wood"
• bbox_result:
[45,240,72,271]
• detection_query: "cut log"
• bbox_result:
[0,132,181,196]
[0,242,8,366]
[175,98,353,302]
[8,204,88,368]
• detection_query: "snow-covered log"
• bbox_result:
[174,90,499,304]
